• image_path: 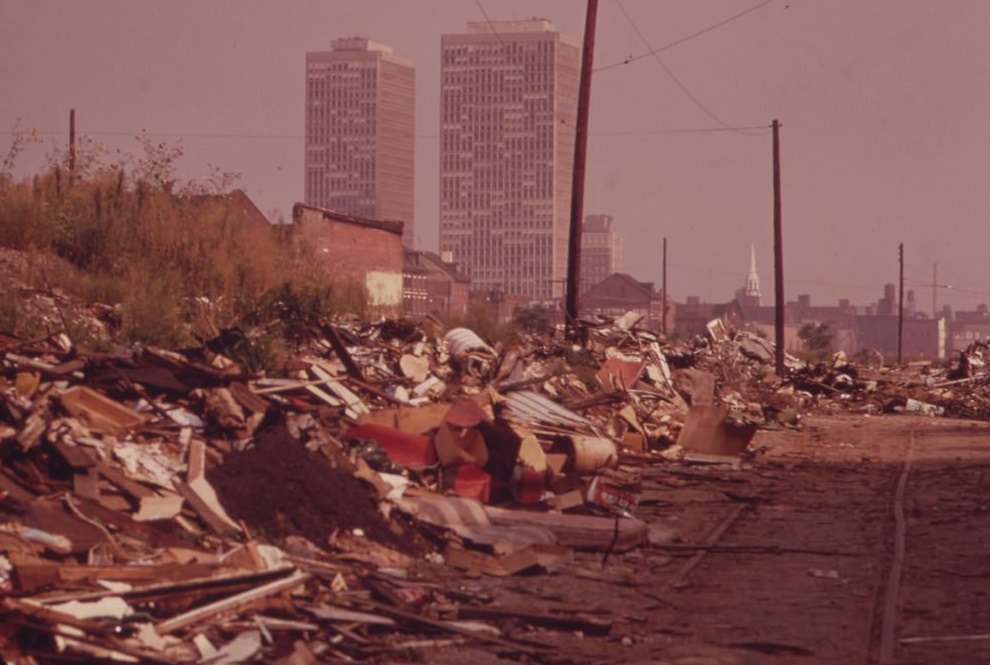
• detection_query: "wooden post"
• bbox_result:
[661,236,668,336]
[564,0,599,337]
[772,119,785,376]
[897,243,904,364]
[69,109,76,176]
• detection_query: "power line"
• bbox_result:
[598,125,769,135]
[472,0,505,45]
[614,0,764,136]
[596,0,780,73]
[3,125,771,140]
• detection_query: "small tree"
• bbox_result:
[798,322,833,361]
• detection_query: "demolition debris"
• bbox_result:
[1,308,989,663]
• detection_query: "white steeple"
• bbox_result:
[744,244,761,302]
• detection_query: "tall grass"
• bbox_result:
[0,150,366,351]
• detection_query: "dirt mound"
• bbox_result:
[208,425,404,549]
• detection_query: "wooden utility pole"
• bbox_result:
[931,262,938,319]
[661,236,668,336]
[564,0,599,336]
[897,243,904,364]
[68,109,76,175]
[772,119,785,376]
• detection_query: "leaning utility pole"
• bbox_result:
[897,243,904,364]
[661,236,668,336]
[564,0,599,337]
[772,119,785,376]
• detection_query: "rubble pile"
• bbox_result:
[1,310,989,662]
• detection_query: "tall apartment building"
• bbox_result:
[439,20,580,301]
[580,214,623,292]
[305,38,415,246]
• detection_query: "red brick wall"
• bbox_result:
[293,206,404,309]
[295,208,402,278]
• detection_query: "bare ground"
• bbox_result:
[418,414,990,665]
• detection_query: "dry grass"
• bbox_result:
[0,163,367,353]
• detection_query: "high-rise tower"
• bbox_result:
[439,20,580,301]
[580,214,623,292]
[305,38,415,246]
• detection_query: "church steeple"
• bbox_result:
[744,244,761,303]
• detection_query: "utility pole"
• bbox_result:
[897,243,904,365]
[564,0,599,337]
[772,119,785,376]
[661,236,668,336]
[931,262,938,319]
[68,109,76,175]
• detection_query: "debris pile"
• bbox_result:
[1,310,988,662]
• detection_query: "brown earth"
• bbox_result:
[208,424,415,551]
[415,414,990,665]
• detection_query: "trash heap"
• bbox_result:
[0,311,987,662]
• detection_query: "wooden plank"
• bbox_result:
[72,469,101,501]
[70,497,190,549]
[319,323,364,382]
[38,566,296,605]
[11,558,220,593]
[186,438,206,483]
[157,570,309,633]
[174,478,240,536]
[229,381,269,413]
[0,468,37,503]
[95,461,154,500]
[59,386,148,437]
[51,440,96,470]
[133,494,184,522]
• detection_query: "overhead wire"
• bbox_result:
[596,0,780,74]
[472,0,505,45]
[3,125,773,140]
[613,0,767,137]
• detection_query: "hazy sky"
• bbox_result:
[2,0,989,313]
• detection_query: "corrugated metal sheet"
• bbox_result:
[503,391,593,431]
[444,327,494,358]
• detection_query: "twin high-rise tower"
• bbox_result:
[305,20,581,301]
[439,20,579,301]
[305,38,415,246]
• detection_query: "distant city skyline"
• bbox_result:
[3,1,990,312]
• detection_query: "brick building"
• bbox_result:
[292,203,404,311]
[581,273,667,328]
[402,250,470,318]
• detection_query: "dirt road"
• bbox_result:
[427,414,990,665]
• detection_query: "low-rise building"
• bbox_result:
[946,304,990,353]
[402,250,470,318]
[581,273,666,327]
